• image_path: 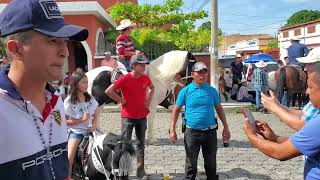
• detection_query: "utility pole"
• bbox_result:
[210,0,218,88]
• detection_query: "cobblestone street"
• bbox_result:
[99,107,303,180]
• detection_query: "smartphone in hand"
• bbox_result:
[241,108,257,131]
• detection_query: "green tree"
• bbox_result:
[286,10,320,27]
[108,0,207,29]
[266,41,278,49]
[107,0,214,53]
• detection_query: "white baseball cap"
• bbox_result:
[297,47,320,64]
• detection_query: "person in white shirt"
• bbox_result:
[64,71,98,179]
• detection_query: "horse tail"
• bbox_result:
[275,67,286,101]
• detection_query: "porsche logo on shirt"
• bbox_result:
[52,110,62,126]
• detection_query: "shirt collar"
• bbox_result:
[0,66,56,100]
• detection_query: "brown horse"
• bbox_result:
[274,65,307,108]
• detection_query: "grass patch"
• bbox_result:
[232,105,257,113]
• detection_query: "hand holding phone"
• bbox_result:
[241,108,257,131]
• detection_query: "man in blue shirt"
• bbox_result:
[244,67,320,180]
[169,62,230,180]
[287,38,309,66]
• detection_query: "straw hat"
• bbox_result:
[116,19,136,30]
[255,60,267,68]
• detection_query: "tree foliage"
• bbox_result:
[108,0,207,29]
[286,10,320,27]
[266,41,278,49]
[107,0,217,52]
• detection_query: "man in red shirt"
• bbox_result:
[116,19,141,71]
[105,54,154,178]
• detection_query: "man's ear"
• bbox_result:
[7,40,24,61]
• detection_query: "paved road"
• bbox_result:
[98,108,303,180]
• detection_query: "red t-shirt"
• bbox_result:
[114,73,152,119]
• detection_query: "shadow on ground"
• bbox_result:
[126,168,271,179]
[147,138,254,148]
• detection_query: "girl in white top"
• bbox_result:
[64,71,98,179]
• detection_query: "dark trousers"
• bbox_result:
[184,128,218,180]
[121,117,147,157]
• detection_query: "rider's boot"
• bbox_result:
[136,156,147,179]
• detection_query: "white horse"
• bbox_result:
[86,50,196,143]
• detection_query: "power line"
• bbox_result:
[197,0,209,11]
[220,12,289,19]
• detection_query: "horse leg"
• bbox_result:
[147,100,158,144]
[287,92,293,108]
[297,93,302,110]
[291,93,297,107]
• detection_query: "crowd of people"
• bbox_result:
[0,0,319,180]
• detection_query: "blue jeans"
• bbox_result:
[68,130,85,140]
[255,86,267,109]
[240,96,255,104]
[120,58,131,72]
[281,91,288,107]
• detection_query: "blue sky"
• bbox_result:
[138,0,320,36]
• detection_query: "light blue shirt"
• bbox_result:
[176,81,220,130]
[290,114,320,180]
[302,102,320,122]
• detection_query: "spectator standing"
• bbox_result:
[0,0,88,179]
[230,54,244,86]
[169,62,230,180]
[253,60,269,111]
[105,54,154,179]
[115,19,141,71]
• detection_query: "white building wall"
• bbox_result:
[226,39,259,55]
[279,21,320,61]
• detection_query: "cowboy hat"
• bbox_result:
[290,37,300,41]
[297,47,320,64]
[116,19,136,30]
[236,54,242,58]
[255,60,267,68]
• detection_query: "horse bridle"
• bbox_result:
[173,58,196,87]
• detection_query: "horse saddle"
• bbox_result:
[288,65,306,82]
